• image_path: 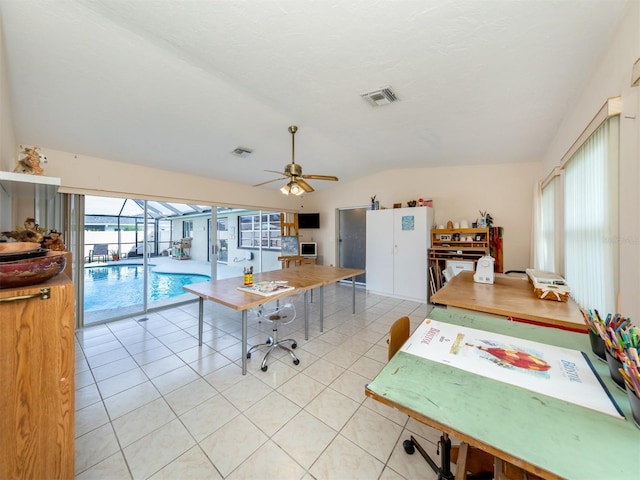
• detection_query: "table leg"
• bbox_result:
[320,285,324,332]
[304,290,309,340]
[242,310,247,375]
[198,297,204,346]
[352,276,356,314]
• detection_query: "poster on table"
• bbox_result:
[401,319,622,418]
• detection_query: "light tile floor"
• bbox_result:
[75,283,459,480]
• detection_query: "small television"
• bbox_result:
[298,212,320,229]
[300,242,317,257]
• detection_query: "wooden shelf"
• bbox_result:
[429,227,503,295]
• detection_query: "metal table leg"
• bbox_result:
[304,290,309,340]
[242,310,248,375]
[198,297,204,346]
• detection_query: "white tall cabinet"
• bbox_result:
[366,206,433,302]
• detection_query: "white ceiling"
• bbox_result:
[0,0,629,192]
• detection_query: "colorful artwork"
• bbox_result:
[401,215,414,231]
[401,319,622,418]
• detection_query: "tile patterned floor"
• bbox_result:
[75,283,457,479]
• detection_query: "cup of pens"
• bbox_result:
[581,309,608,362]
[243,266,253,286]
[585,310,634,391]
[617,325,640,428]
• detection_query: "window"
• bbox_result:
[563,117,619,312]
[238,213,281,249]
[183,220,193,238]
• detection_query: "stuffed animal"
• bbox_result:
[13,146,44,175]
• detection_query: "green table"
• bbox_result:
[365,308,640,479]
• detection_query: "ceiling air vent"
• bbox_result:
[231,147,253,157]
[361,86,398,106]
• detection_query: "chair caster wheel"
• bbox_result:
[291,342,297,349]
[261,365,268,372]
[293,359,300,365]
[403,439,415,455]
[246,352,251,359]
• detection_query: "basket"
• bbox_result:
[526,269,570,302]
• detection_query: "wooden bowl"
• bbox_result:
[0,251,67,289]
[0,242,42,254]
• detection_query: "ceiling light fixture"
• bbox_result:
[280,180,304,196]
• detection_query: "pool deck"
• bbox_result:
[85,256,242,279]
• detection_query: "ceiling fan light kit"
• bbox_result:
[253,125,339,194]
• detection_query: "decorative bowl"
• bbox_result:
[0,241,41,254]
[0,251,67,289]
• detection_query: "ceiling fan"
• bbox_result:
[253,125,339,195]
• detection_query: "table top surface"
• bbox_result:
[365,307,639,480]
[183,264,365,310]
[430,271,586,332]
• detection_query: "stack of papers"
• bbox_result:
[237,281,295,297]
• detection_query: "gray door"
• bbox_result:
[338,207,367,284]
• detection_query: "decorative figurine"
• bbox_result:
[13,146,44,175]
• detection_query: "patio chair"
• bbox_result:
[89,244,109,263]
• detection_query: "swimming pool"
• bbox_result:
[84,264,210,311]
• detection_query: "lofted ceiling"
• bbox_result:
[0,0,629,193]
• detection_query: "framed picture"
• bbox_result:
[280,236,299,256]
[439,234,452,241]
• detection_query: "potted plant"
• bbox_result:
[110,250,119,261]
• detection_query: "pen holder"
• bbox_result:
[588,329,606,362]
[605,350,626,391]
[243,273,253,286]
[627,388,640,429]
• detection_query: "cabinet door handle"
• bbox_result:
[0,288,50,303]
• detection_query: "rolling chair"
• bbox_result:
[387,316,494,480]
[247,301,300,372]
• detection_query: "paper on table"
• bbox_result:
[237,281,295,297]
[401,319,623,418]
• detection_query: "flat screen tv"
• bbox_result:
[298,213,320,229]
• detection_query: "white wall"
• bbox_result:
[541,1,640,319]
[305,162,541,273]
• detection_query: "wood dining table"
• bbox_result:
[183,264,365,374]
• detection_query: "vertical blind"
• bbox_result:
[540,178,556,272]
[563,117,619,312]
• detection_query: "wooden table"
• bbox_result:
[430,271,587,332]
[184,264,365,374]
[365,308,640,479]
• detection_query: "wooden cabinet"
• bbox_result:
[366,207,434,302]
[428,226,503,293]
[0,274,75,480]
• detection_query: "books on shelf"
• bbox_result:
[237,281,295,297]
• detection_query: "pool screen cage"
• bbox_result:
[84,196,211,262]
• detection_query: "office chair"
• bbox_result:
[247,301,300,372]
[387,316,493,480]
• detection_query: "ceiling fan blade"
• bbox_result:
[296,178,315,192]
[302,174,339,181]
[265,169,290,176]
[253,177,287,187]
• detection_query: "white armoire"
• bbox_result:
[366,206,433,302]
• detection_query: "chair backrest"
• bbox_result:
[388,316,410,361]
[93,244,109,255]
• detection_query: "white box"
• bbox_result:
[446,260,474,276]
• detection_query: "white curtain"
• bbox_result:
[531,181,543,269]
[564,117,619,312]
[539,179,556,272]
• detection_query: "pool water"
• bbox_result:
[84,264,210,311]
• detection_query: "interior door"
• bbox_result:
[338,207,367,284]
